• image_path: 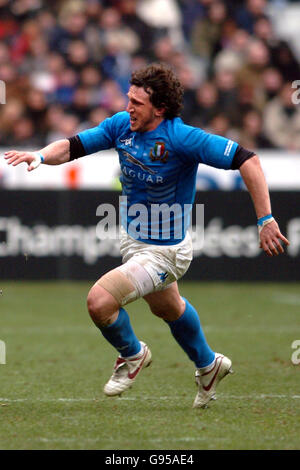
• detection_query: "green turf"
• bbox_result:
[0,281,299,450]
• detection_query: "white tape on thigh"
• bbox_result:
[96,269,137,306]
[118,260,155,299]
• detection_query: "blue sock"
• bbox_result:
[166,297,215,368]
[99,307,141,358]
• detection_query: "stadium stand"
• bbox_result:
[0,0,299,154]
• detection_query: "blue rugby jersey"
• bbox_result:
[77,111,238,245]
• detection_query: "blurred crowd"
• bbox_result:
[1,0,300,152]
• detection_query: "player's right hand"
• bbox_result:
[4,150,42,172]
[259,219,289,257]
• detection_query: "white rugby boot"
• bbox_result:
[193,353,233,409]
[104,342,152,396]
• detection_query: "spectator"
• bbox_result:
[0,63,23,102]
[137,0,184,48]
[11,115,43,147]
[35,9,57,41]
[20,37,50,76]
[238,108,275,149]
[176,62,202,123]
[263,82,300,151]
[262,67,283,101]
[270,41,300,83]
[0,0,19,43]
[54,67,78,105]
[116,0,158,57]
[44,104,65,135]
[68,86,94,121]
[214,68,240,124]
[179,0,207,41]
[214,28,250,74]
[0,98,25,143]
[0,0,299,152]
[85,0,103,25]
[46,112,80,143]
[99,7,140,56]
[25,88,48,135]
[66,40,91,73]
[47,52,67,79]
[86,107,110,128]
[153,35,177,64]
[189,81,221,128]
[97,79,127,114]
[10,0,43,21]
[236,39,270,110]
[191,1,228,61]
[0,43,10,66]
[235,0,267,34]
[49,3,88,57]
[206,112,239,141]
[253,15,300,81]
[11,18,42,65]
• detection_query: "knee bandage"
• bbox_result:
[97,260,155,306]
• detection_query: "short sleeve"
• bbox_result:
[172,121,238,170]
[77,111,129,155]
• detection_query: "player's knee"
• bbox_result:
[86,286,118,325]
[86,289,103,321]
[150,304,176,320]
[149,299,185,321]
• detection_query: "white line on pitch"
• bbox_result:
[0,394,300,403]
[271,293,300,306]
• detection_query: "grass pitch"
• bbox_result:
[0,281,299,450]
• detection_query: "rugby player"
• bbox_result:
[4,63,289,408]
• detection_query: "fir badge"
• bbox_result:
[150,142,169,163]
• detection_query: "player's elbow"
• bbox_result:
[239,154,260,171]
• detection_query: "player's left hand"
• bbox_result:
[259,220,289,257]
[4,150,42,171]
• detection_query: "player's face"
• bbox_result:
[126,86,164,133]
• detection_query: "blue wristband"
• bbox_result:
[38,153,45,163]
[257,214,273,226]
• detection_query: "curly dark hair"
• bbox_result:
[130,63,184,120]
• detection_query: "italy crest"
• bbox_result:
[150,142,168,163]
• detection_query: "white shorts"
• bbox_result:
[118,226,193,296]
